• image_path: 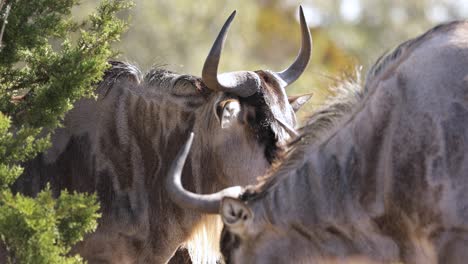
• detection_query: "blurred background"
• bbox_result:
[73,0,468,121]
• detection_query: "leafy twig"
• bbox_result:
[0,3,11,51]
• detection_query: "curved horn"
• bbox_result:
[166,132,244,214]
[202,11,260,97]
[277,6,312,86]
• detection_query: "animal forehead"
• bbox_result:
[255,70,286,98]
[215,71,284,101]
[254,70,293,123]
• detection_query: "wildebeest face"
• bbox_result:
[203,95,271,186]
[193,71,304,187]
[219,198,317,264]
[190,7,312,187]
[166,5,312,214]
[221,228,314,264]
[220,197,379,264]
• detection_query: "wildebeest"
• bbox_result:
[168,21,468,263]
[11,8,312,264]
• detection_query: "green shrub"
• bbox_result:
[0,0,132,262]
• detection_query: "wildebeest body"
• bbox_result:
[234,21,468,263]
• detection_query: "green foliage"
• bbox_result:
[0,187,100,264]
[55,190,100,248]
[0,112,50,188]
[1,0,132,129]
[0,0,132,262]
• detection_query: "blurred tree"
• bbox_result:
[300,0,468,66]
[255,0,468,119]
[117,0,260,72]
[0,0,131,263]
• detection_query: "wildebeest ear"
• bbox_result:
[288,93,313,112]
[221,197,253,232]
[217,100,241,129]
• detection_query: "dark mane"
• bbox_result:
[99,61,143,96]
[100,62,209,96]
[144,66,177,86]
[299,75,364,143]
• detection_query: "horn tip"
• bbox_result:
[188,131,194,143]
[181,132,194,154]
[299,6,306,23]
[229,10,237,19]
